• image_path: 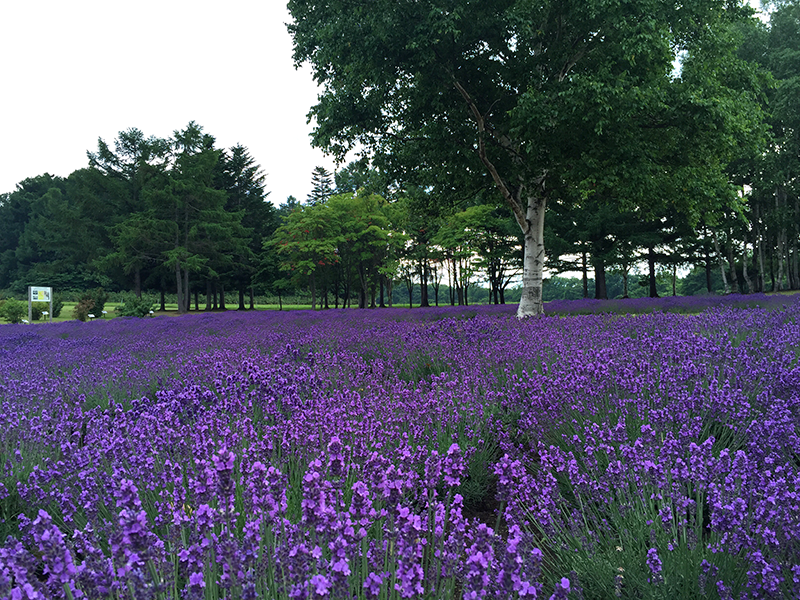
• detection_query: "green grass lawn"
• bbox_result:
[25,301,317,323]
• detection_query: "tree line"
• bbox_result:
[1,123,281,312]
[0,125,521,311]
[1,1,798,311]
[269,166,522,310]
[286,0,800,315]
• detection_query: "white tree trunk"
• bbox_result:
[517,195,546,318]
[742,241,752,294]
[712,230,730,294]
[776,188,785,291]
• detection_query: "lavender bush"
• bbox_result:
[0,295,799,599]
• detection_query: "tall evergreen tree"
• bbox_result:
[88,129,171,294]
[2,173,111,292]
[143,122,250,313]
[87,128,170,214]
[216,144,278,309]
[307,166,334,205]
[279,195,301,216]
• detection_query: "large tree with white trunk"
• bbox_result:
[287,0,763,316]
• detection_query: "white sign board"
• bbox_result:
[30,287,52,302]
[28,286,54,322]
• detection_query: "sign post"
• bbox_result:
[28,286,53,323]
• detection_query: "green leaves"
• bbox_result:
[269,191,401,306]
[288,0,762,220]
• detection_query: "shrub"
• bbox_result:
[87,288,109,315]
[31,302,49,321]
[0,299,26,324]
[72,288,109,322]
[72,298,95,322]
[30,297,62,320]
[117,295,156,318]
[52,294,64,318]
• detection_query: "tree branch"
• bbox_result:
[448,76,530,234]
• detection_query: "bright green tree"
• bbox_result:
[445,204,521,304]
[269,203,338,309]
[269,192,399,309]
[329,192,395,308]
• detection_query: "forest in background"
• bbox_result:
[0,1,798,312]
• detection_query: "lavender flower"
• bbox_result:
[2,297,799,599]
[212,446,236,504]
[443,444,466,487]
[363,571,386,598]
[393,506,425,598]
[494,454,524,502]
[310,573,331,596]
[424,450,442,490]
[463,523,494,599]
[549,577,570,600]
[301,459,337,534]
[646,548,663,585]
[31,509,78,590]
[327,436,346,478]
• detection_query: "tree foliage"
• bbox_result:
[288,0,766,315]
[307,166,334,206]
[2,1,799,307]
[270,191,401,309]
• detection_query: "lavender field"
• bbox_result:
[1,296,799,599]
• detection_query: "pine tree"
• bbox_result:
[307,166,333,205]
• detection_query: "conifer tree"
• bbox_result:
[307,166,333,205]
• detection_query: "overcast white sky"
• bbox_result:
[0,0,340,205]
[1,1,768,207]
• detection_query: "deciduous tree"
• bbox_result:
[288,0,764,316]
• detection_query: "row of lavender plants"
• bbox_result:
[1,294,799,599]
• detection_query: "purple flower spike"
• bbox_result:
[549,577,570,600]
[646,548,663,584]
[310,573,332,596]
[213,447,236,505]
[494,454,524,502]
[31,509,79,590]
[327,436,343,455]
[114,478,142,510]
[463,523,494,599]
[444,444,466,487]
[189,571,206,588]
[302,459,336,533]
[364,571,386,598]
[424,450,442,489]
[716,580,733,600]
[213,447,236,473]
